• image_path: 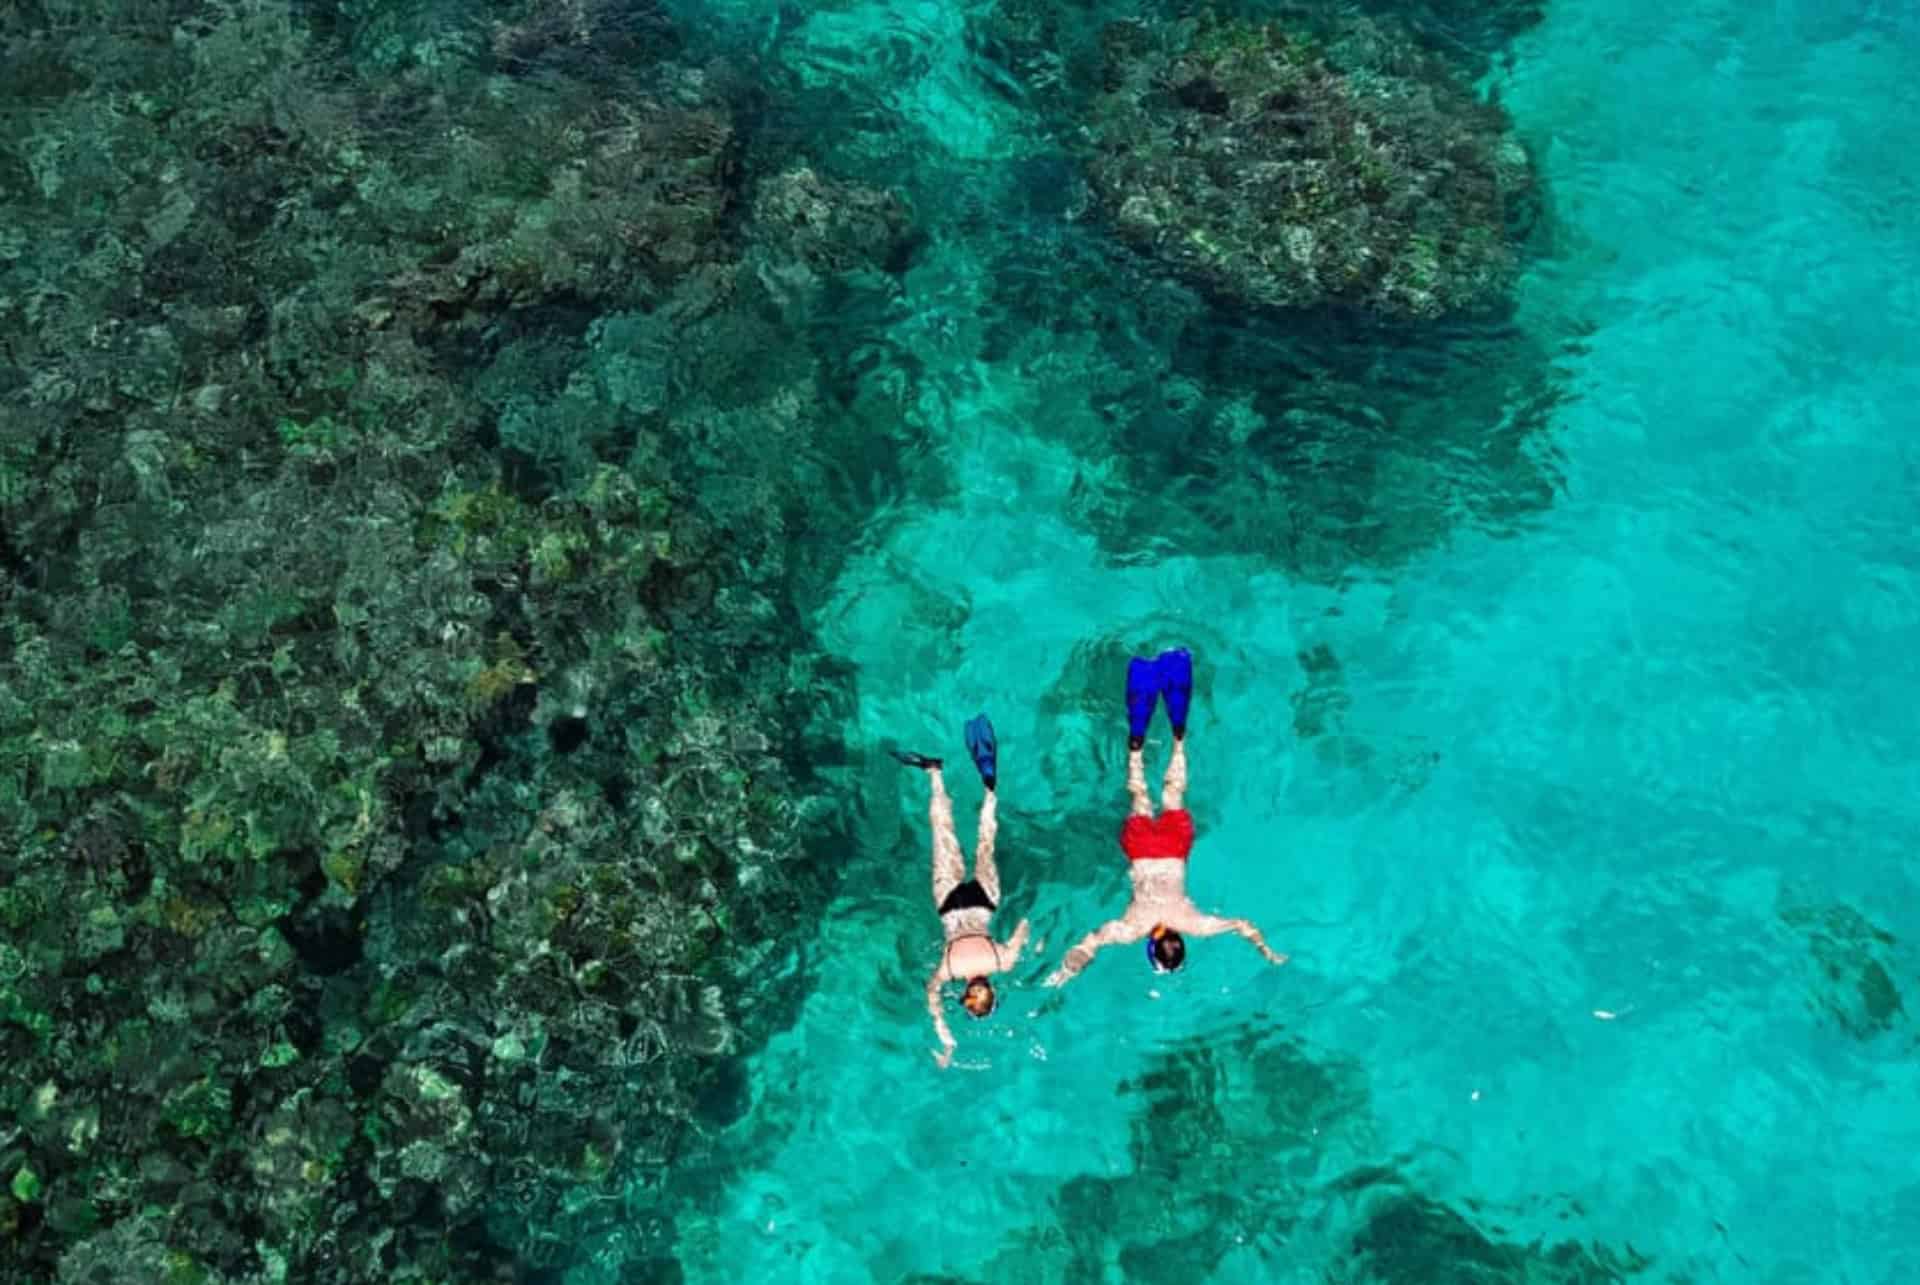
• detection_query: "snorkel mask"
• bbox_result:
[1145,923,1186,973]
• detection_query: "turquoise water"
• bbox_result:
[660,1,1920,1281]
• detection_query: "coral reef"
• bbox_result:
[1333,0,1548,79]
[0,0,1581,1278]
[0,0,922,1278]
[1082,10,1536,321]
[951,1,1567,583]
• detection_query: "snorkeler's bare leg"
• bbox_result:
[972,789,1001,905]
[929,768,967,908]
[1161,737,1188,813]
[1127,746,1154,817]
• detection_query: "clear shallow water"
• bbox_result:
[667,0,1920,1280]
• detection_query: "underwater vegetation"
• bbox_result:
[0,0,929,1277]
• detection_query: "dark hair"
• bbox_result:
[1148,927,1186,973]
[961,976,996,1018]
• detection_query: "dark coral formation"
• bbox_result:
[959,0,1568,584]
[1779,895,1907,1039]
[0,0,923,1278]
[1333,1185,1649,1284]
[972,0,1543,321]
[964,1026,1372,1279]
[953,1023,1645,1283]
[1083,11,1535,320]
[750,165,918,286]
[1293,641,1353,741]
[974,0,1549,121]
[1271,0,1549,81]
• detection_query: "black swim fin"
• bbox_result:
[889,748,943,770]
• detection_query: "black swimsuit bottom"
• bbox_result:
[938,878,996,916]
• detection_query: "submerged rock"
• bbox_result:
[1779,895,1906,1039]
[1336,1188,1650,1284]
[1082,12,1535,321]
[964,1024,1374,1279]
[958,1021,1649,1282]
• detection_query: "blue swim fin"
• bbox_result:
[964,714,997,790]
[1157,648,1193,740]
[1126,657,1160,750]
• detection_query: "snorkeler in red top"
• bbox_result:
[1045,649,1287,986]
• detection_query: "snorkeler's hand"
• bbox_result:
[1211,916,1286,966]
[1007,918,1032,959]
[933,1043,955,1069]
[1245,927,1287,965]
[1044,940,1096,987]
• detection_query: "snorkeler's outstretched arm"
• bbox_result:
[1044,918,1146,987]
[1178,911,1288,965]
[1001,918,1032,969]
[927,974,956,1068]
